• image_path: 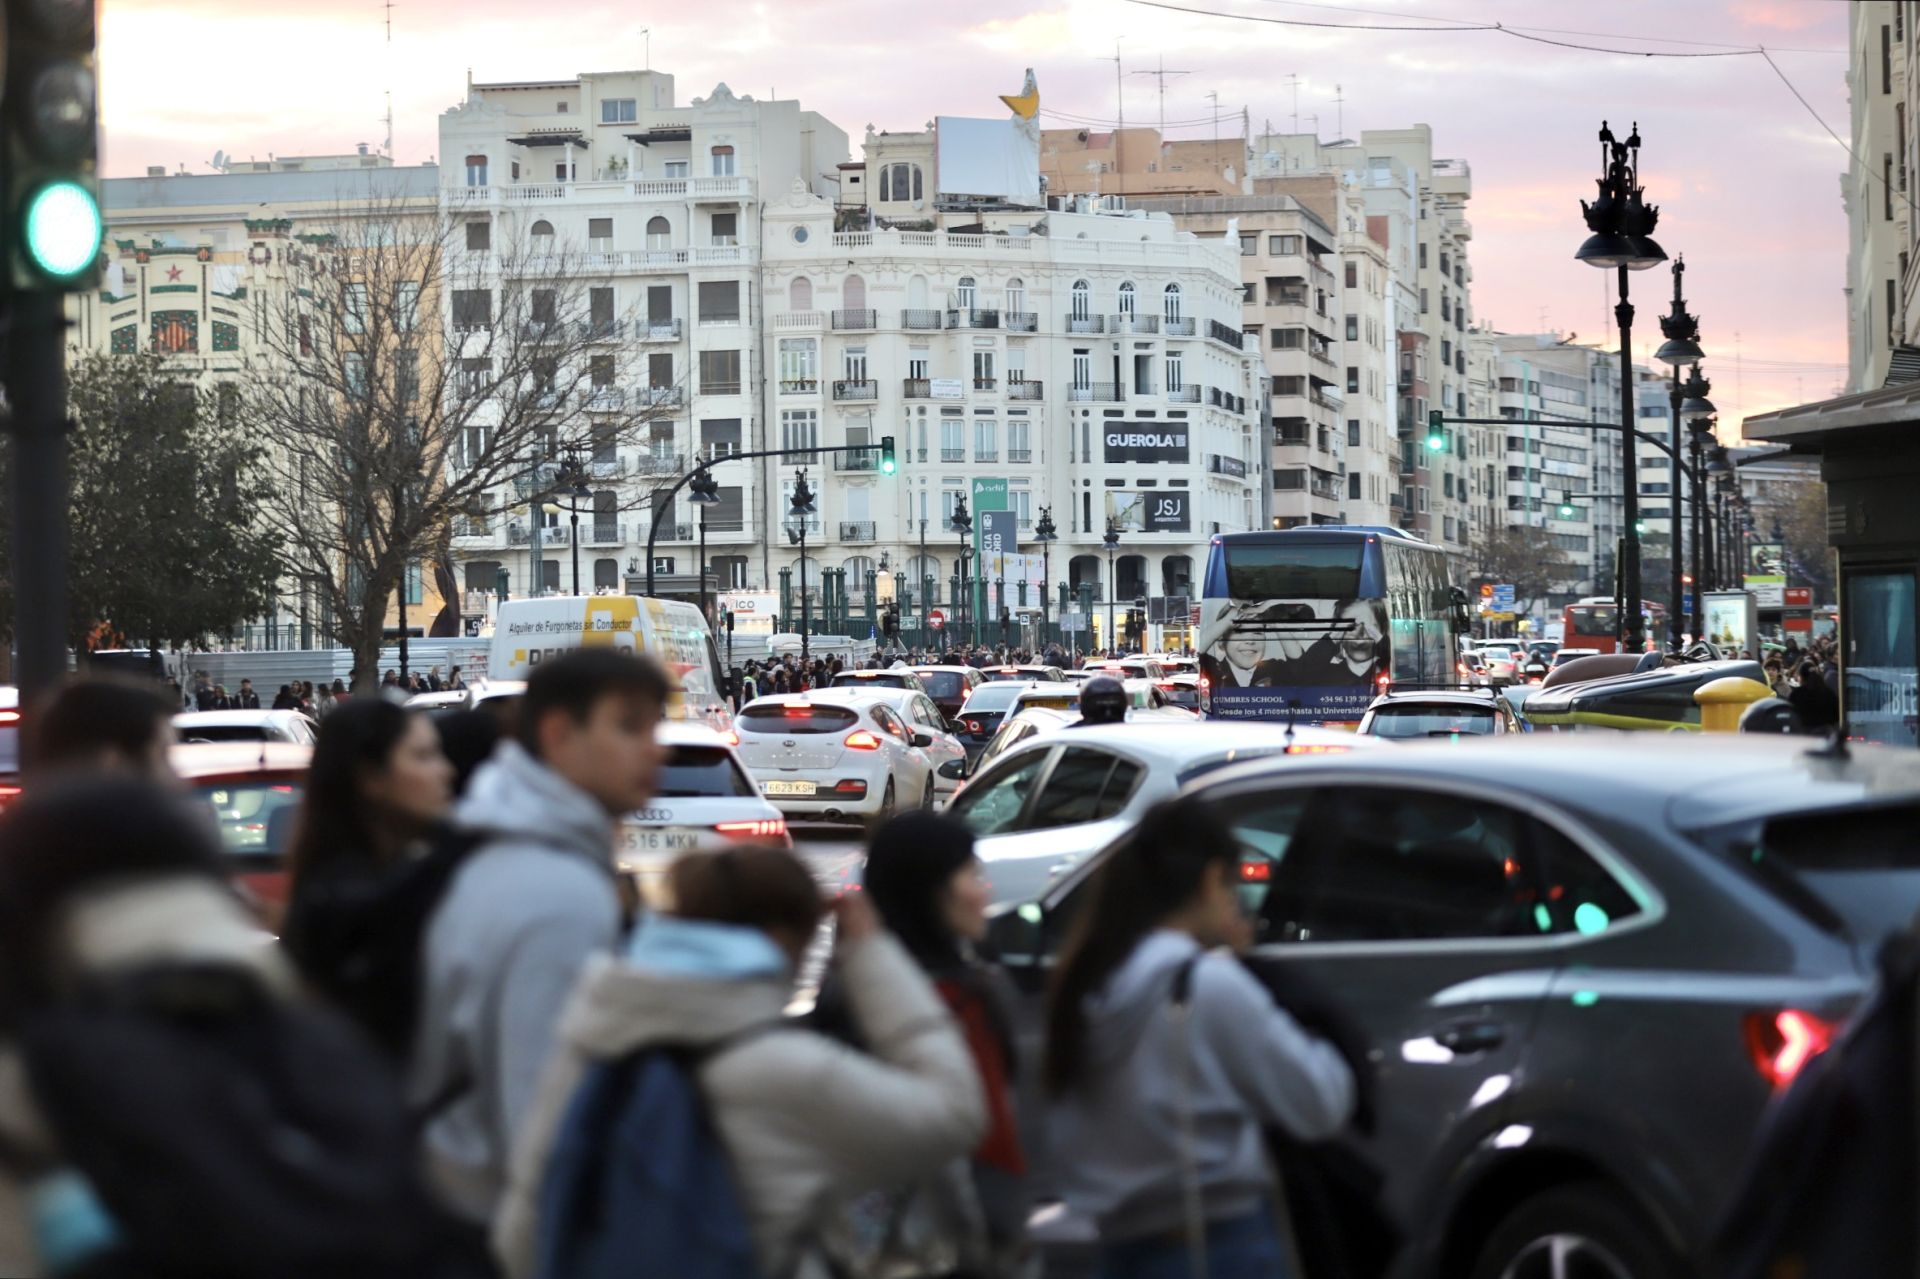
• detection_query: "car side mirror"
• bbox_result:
[938,757,969,780]
[911,732,933,748]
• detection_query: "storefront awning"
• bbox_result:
[1745,379,1920,449]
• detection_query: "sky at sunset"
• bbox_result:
[100,0,1856,432]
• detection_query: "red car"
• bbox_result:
[172,741,310,928]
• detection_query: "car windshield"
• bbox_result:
[984,668,1044,682]
[915,671,967,700]
[1367,705,1498,738]
[834,673,909,688]
[656,744,757,798]
[177,724,273,743]
[190,779,303,862]
[1707,804,1920,942]
[961,684,1028,712]
[739,703,859,734]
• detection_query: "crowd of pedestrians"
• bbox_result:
[0,649,1360,1279]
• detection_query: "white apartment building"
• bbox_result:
[437,70,849,600]
[759,180,1263,643]
[1846,1,1910,392]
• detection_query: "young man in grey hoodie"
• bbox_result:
[409,648,669,1223]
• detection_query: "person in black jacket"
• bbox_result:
[280,699,456,1061]
[234,679,262,710]
[1788,659,1841,729]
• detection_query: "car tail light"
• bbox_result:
[844,730,883,750]
[0,784,21,810]
[0,711,19,725]
[1156,681,1175,690]
[1239,860,1271,882]
[782,704,814,717]
[1744,1009,1838,1088]
[1199,674,1211,691]
[964,720,982,734]
[1285,743,1349,755]
[719,729,741,746]
[715,818,788,841]
[1457,662,1469,675]
[1376,673,1391,688]
[833,779,868,795]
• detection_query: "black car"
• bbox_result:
[952,681,1038,758]
[910,665,985,723]
[988,735,1920,1279]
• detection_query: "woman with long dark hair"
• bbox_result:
[281,698,455,1060]
[859,812,1029,1273]
[1044,797,1354,1279]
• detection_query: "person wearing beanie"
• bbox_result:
[850,812,1032,1272]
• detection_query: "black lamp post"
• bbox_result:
[1687,413,1717,595]
[1576,121,1667,651]
[1653,256,1704,648]
[787,471,816,665]
[1034,506,1057,646]
[950,494,973,650]
[554,448,592,595]
[1102,519,1121,654]
[687,466,721,623]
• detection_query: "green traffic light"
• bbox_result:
[23,180,101,280]
[881,456,895,474]
[1426,433,1446,451]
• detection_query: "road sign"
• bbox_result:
[1060,612,1087,633]
[929,609,945,630]
[1491,584,1516,611]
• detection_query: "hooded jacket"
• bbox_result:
[493,926,986,1279]
[408,741,622,1223]
[1046,930,1355,1242]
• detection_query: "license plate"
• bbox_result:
[623,828,700,854]
[763,779,817,797]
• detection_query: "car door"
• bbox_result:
[869,703,934,804]
[1219,780,1556,1242]
[966,746,1146,901]
[947,746,1056,848]
[910,694,968,795]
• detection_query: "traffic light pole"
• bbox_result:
[7,292,71,712]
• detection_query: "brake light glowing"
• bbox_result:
[1285,744,1350,755]
[782,705,815,718]
[1457,663,1469,675]
[833,779,868,795]
[720,729,741,746]
[1199,675,1211,691]
[1744,1009,1837,1088]
[0,711,19,725]
[844,730,883,750]
[1376,673,1391,687]
[1239,860,1271,882]
[715,818,788,840]
[965,720,982,734]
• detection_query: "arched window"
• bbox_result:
[907,275,930,309]
[1163,282,1183,322]
[843,556,877,592]
[845,274,867,310]
[883,163,921,202]
[912,165,924,201]
[956,276,976,309]
[710,145,736,177]
[879,167,892,202]
[530,220,555,239]
[1117,280,1136,318]
[1070,279,1091,321]
[593,558,620,591]
[790,277,813,311]
[645,215,670,250]
[1005,277,1025,313]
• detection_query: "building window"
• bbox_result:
[1346,367,1359,393]
[956,276,976,309]
[466,220,490,251]
[530,219,554,242]
[1006,277,1025,312]
[1166,351,1184,391]
[464,154,487,186]
[1345,315,1358,342]
[711,211,738,245]
[698,280,741,323]
[1347,419,1360,447]
[1272,328,1303,349]
[452,289,491,330]
[1344,261,1357,289]
[405,563,424,606]
[699,349,742,395]
[1070,279,1091,321]
[1163,283,1183,322]
[342,283,367,335]
[601,98,637,124]
[777,338,817,390]
[588,216,612,244]
[1072,349,1092,389]
[941,418,964,462]
[1117,280,1135,317]
[1419,242,1428,269]
[880,163,923,202]
[1420,287,1430,314]
[780,409,819,461]
[664,160,688,179]
[974,417,997,462]
[1269,234,1302,256]
[1239,234,1258,255]
[393,281,419,333]
[711,145,736,177]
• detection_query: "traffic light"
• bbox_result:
[1425,410,1446,452]
[5,0,103,289]
[879,435,896,475]
[1558,492,1576,519]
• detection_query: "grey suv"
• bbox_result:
[989,735,1920,1278]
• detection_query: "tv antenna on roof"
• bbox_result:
[382,0,396,156]
[1131,57,1190,137]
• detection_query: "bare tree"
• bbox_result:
[235,189,682,689]
[1465,523,1576,618]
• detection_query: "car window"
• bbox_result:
[1218,792,1315,934]
[1717,804,1920,941]
[948,751,1052,836]
[975,721,1035,771]
[1529,819,1641,935]
[656,745,757,798]
[739,703,858,734]
[1025,748,1118,830]
[1366,705,1499,738]
[1262,787,1534,943]
[916,697,945,729]
[871,705,908,739]
[1093,758,1144,819]
[962,684,1027,712]
[915,671,966,701]
[191,779,304,862]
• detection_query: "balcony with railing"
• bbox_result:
[589,456,625,478]
[1065,313,1105,334]
[584,387,626,410]
[1004,311,1038,333]
[635,450,685,476]
[836,450,877,473]
[947,308,1000,330]
[641,385,683,408]
[580,319,623,343]
[508,524,573,547]
[1007,379,1043,401]
[831,309,877,331]
[773,311,823,330]
[901,309,943,330]
[1007,447,1033,463]
[838,521,877,543]
[832,379,878,401]
[637,318,682,341]
[585,522,626,546]
[1110,313,1159,335]
[940,448,966,462]
[452,516,497,544]
[1164,315,1197,336]
[700,380,743,396]
[1309,388,1342,415]
[1206,387,1245,413]
[1207,320,1246,350]
[973,377,997,392]
[701,517,748,535]
[1167,384,1200,403]
[778,377,820,395]
[456,175,755,205]
[1067,382,1123,403]
[903,378,933,399]
[974,448,998,463]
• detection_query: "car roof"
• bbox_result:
[174,710,305,724]
[1193,734,1920,832]
[998,719,1368,766]
[405,690,468,708]
[169,741,312,778]
[1367,691,1502,710]
[656,720,732,747]
[745,690,890,711]
[910,665,977,675]
[835,669,915,679]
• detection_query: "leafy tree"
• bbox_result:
[0,352,283,662]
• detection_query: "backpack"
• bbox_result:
[1712,930,1920,1279]
[20,962,492,1279]
[281,828,485,1066]
[536,1035,772,1279]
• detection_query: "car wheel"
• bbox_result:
[1469,1182,1683,1279]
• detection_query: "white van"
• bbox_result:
[488,596,732,732]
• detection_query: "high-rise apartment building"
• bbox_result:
[1847,1,1911,392]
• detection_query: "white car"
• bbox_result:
[618,723,789,883]
[174,709,318,746]
[733,691,939,823]
[826,685,970,800]
[946,720,1373,908]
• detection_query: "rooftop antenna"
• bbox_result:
[1131,56,1191,138]
[1285,73,1301,134]
[382,0,396,156]
[1097,40,1123,185]
[640,27,650,70]
[1333,83,1345,139]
